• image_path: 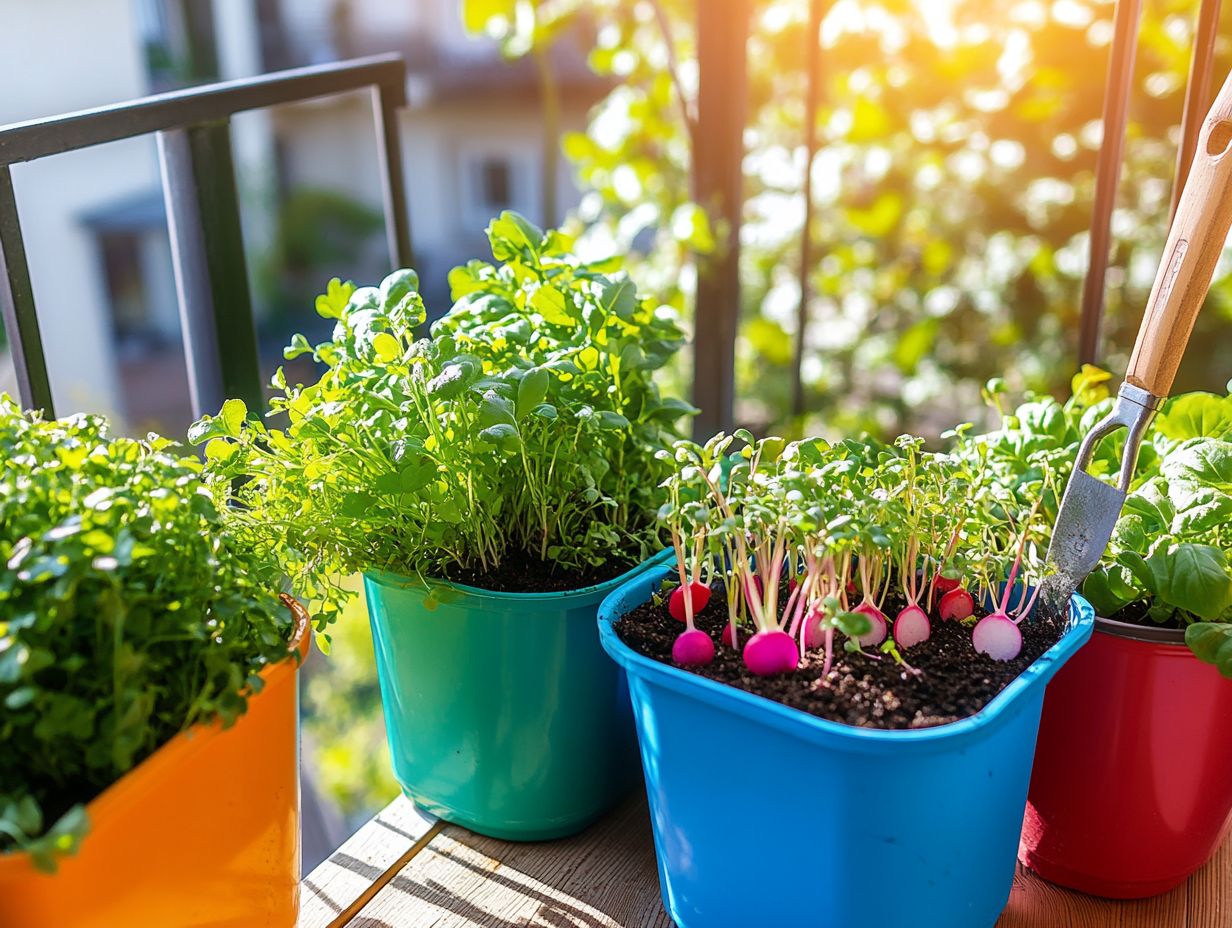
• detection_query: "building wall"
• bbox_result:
[0,0,595,421]
[273,94,589,309]
[0,0,155,418]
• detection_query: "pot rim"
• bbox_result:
[599,564,1096,751]
[1094,613,1188,645]
[365,547,675,604]
[0,596,309,872]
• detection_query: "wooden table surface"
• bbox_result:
[299,795,1230,928]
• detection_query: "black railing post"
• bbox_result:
[158,120,263,420]
[1078,0,1143,367]
[371,84,413,268]
[0,166,53,414]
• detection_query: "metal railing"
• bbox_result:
[0,54,412,419]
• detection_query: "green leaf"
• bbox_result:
[1167,480,1232,535]
[596,277,638,321]
[647,397,699,423]
[372,333,401,363]
[834,610,873,638]
[1111,513,1148,554]
[220,399,248,437]
[379,268,419,309]
[516,368,550,419]
[479,423,521,450]
[1070,365,1112,406]
[204,439,237,463]
[1082,567,1137,617]
[1161,438,1232,490]
[531,285,574,326]
[427,361,478,400]
[283,333,313,360]
[1153,544,1232,621]
[187,401,248,446]
[314,277,354,320]
[1186,623,1232,677]
[1156,393,1232,441]
[487,211,543,261]
[477,391,516,429]
[1122,478,1175,535]
[596,411,631,430]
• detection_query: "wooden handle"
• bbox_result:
[1126,68,1232,396]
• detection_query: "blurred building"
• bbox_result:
[1,0,603,434]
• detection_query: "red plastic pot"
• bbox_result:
[1021,615,1232,898]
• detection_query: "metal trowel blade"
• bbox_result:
[1038,470,1126,618]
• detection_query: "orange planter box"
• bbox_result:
[0,608,309,928]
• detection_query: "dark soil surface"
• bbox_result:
[443,548,636,594]
[1106,600,1187,630]
[615,585,1065,729]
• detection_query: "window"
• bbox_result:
[459,149,533,233]
[479,158,512,212]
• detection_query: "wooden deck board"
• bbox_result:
[299,796,441,928]
[303,796,1230,927]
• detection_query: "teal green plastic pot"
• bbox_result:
[364,550,670,840]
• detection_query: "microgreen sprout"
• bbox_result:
[0,398,294,870]
[195,212,695,628]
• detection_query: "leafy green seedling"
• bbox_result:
[0,397,294,870]
[195,212,696,625]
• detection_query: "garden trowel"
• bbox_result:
[1039,66,1232,619]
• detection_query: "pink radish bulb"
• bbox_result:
[972,614,1023,661]
[743,629,799,676]
[938,587,974,621]
[852,602,888,647]
[721,622,738,649]
[803,608,826,650]
[672,628,716,666]
[668,581,712,623]
[934,574,961,595]
[893,604,931,649]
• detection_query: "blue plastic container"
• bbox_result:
[599,565,1095,928]
[364,549,671,841]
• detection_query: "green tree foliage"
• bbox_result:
[467,0,1232,437]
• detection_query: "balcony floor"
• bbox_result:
[298,795,1230,927]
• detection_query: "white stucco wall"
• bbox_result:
[0,0,156,419]
[272,94,588,303]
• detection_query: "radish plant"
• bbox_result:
[655,428,1057,678]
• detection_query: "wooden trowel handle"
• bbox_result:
[1126,67,1232,397]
